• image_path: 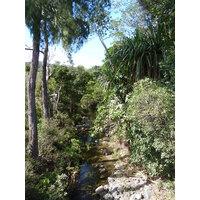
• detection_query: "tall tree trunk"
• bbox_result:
[42,21,49,120]
[98,33,114,70]
[28,21,40,158]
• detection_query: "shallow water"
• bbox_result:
[69,133,115,200]
[70,161,100,200]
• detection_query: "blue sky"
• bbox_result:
[25,26,113,69]
[25,0,124,68]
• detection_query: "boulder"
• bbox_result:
[108,177,114,184]
[134,193,144,200]
[99,163,104,168]
[112,190,119,199]
[122,192,131,200]
[99,168,106,173]
[104,184,109,191]
[117,185,124,193]
[143,185,151,199]
[100,174,107,179]
[103,193,113,200]
[114,164,121,170]
[95,185,104,194]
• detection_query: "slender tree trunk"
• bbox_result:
[28,14,41,158]
[98,33,114,70]
[46,62,52,117]
[56,82,62,112]
[28,34,40,158]
[42,21,49,120]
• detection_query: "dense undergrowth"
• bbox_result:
[25,113,81,200]
[91,78,175,179]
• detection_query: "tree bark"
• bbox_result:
[56,82,62,112]
[25,47,44,55]
[28,22,40,158]
[98,33,114,70]
[42,21,49,120]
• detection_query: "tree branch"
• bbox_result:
[25,47,44,55]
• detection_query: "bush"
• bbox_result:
[126,78,175,178]
[54,112,74,128]
[47,173,70,200]
[38,118,81,169]
[26,117,81,200]
[91,92,126,138]
[25,155,49,200]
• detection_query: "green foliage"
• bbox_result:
[25,63,96,199]
[91,92,126,138]
[126,78,175,178]
[92,78,174,178]
[111,0,149,39]
[103,23,165,101]
[25,1,175,197]
[138,0,175,31]
[54,112,74,128]
[48,64,93,121]
[80,80,105,114]
[25,71,29,130]
[26,0,111,56]
[80,66,106,116]
[38,117,81,166]
[25,68,43,129]
[25,62,31,73]
[25,156,48,200]
[102,0,175,101]
[46,173,69,200]
[159,46,175,90]
[35,73,43,123]
[26,117,81,200]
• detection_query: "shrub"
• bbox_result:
[25,155,49,200]
[126,78,175,178]
[38,118,81,169]
[47,173,70,200]
[91,92,125,138]
[54,112,74,128]
[26,117,81,200]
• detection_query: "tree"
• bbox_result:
[48,64,93,121]
[137,0,175,89]
[110,0,149,39]
[25,0,111,158]
[26,0,41,157]
[100,0,175,101]
[41,20,49,120]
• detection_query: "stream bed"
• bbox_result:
[69,133,116,200]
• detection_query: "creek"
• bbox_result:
[69,132,116,200]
